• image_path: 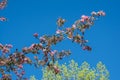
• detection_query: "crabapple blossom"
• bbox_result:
[72,24,76,29]
[82,46,92,51]
[2,47,9,53]
[56,29,64,34]
[97,10,106,16]
[5,44,13,48]
[33,33,39,38]
[81,15,89,20]
[39,37,46,44]
[91,11,97,16]
[0,0,7,9]
[57,17,66,27]
[0,17,7,21]
[53,65,60,74]
[80,18,85,22]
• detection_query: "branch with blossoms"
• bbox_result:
[0,11,105,80]
[0,44,31,80]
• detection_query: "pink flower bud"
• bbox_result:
[33,33,39,38]
[56,30,61,34]
[82,46,92,51]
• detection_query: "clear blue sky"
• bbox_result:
[0,0,120,79]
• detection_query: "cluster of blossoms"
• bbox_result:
[0,10,105,79]
[56,18,66,27]
[0,43,13,54]
[22,42,71,66]
[56,11,105,51]
[0,17,7,21]
[0,47,31,79]
[0,0,7,22]
[0,0,7,9]
[29,10,105,74]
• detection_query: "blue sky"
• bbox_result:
[0,0,120,79]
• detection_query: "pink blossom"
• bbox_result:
[57,18,66,26]
[33,33,39,38]
[97,11,106,16]
[50,51,54,56]
[82,46,92,51]
[53,65,57,69]
[40,37,46,43]
[40,37,46,41]
[2,47,9,53]
[0,0,7,9]
[29,44,35,49]
[0,61,6,66]
[43,48,47,52]
[91,11,97,16]
[53,65,60,74]
[24,57,29,62]
[80,18,85,22]
[100,11,106,16]
[81,15,89,20]
[37,43,43,49]
[0,17,6,21]
[6,44,13,48]
[22,47,28,53]
[56,29,61,34]
[72,24,76,29]
[67,32,73,39]
[39,43,43,46]
[22,47,28,51]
